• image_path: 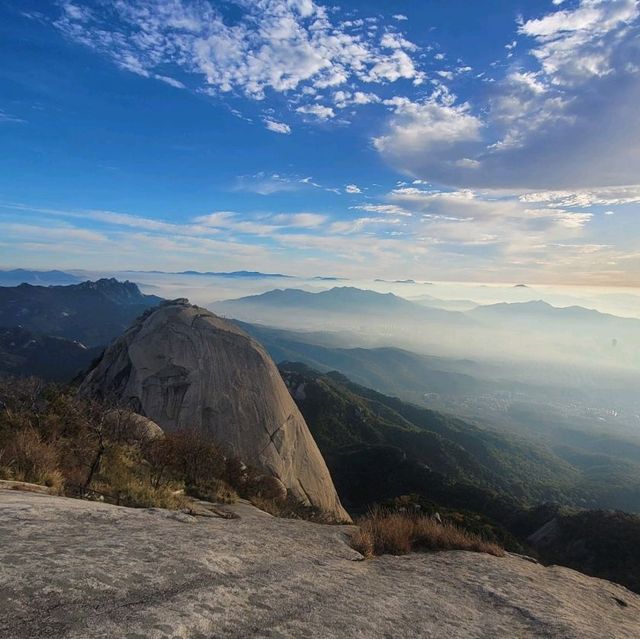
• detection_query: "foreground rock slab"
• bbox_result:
[1,491,639,639]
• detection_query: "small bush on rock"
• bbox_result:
[186,478,239,504]
[249,493,336,523]
[352,507,504,558]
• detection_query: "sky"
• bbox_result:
[1,0,640,284]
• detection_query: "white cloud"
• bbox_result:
[329,216,402,235]
[519,185,640,208]
[393,14,408,22]
[364,49,424,84]
[380,32,417,52]
[270,212,327,228]
[4,192,633,284]
[375,0,640,190]
[193,210,326,234]
[155,75,186,89]
[353,204,413,217]
[296,104,335,120]
[61,2,91,22]
[374,185,599,256]
[53,0,424,115]
[374,93,483,168]
[263,119,291,134]
[2,223,107,243]
[345,184,361,194]
[333,90,380,109]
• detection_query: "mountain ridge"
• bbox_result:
[0,278,162,347]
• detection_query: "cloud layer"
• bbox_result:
[54,0,423,131]
[375,0,640,190]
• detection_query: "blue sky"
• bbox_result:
[1,0,639,284]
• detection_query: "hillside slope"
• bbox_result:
[1,491,638,639]
[528,509,640,594]
[0,326,101,380]
[279,363,583,509]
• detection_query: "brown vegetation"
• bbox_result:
[351,507,505,558]
[0,377,311,515]
[249,493,337,523]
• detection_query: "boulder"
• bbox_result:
[104,409,164,443]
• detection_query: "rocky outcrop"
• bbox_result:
[78,300,349,522]
[1,490,639,639]
[104,409,164,443]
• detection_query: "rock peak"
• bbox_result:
[79,303,349,522]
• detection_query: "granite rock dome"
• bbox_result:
[79,300,349,522]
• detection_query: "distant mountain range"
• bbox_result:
[219,287,639,329]
[469,300,640,341]
[212,286,472,327]
[216,288,640,366]
[0,269,83,286]
[0,278,162,348]
[137,270,292,279]
[471,299,636,322]
[0,268,298,285]
[409,293,478,312]
[221,286,418,312]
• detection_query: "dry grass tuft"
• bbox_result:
[351,508,505,558]
[186,478,239,504]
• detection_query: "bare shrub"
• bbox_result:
[352,508,504,558]
[0,378,333,520]
[165,430,226,487]
[186,477,238,504]
[350,526,375,558]
[249,493,335,523]
[1,428,62,489]
[250,474,287,500]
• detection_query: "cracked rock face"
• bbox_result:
[79,301,350,522]
[3,491,640,639]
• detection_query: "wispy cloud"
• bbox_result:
[1,195,637,284]
[233,173,304,195]
[519,186,640,208]
[0,110,26,124]
[53,0,424,124]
